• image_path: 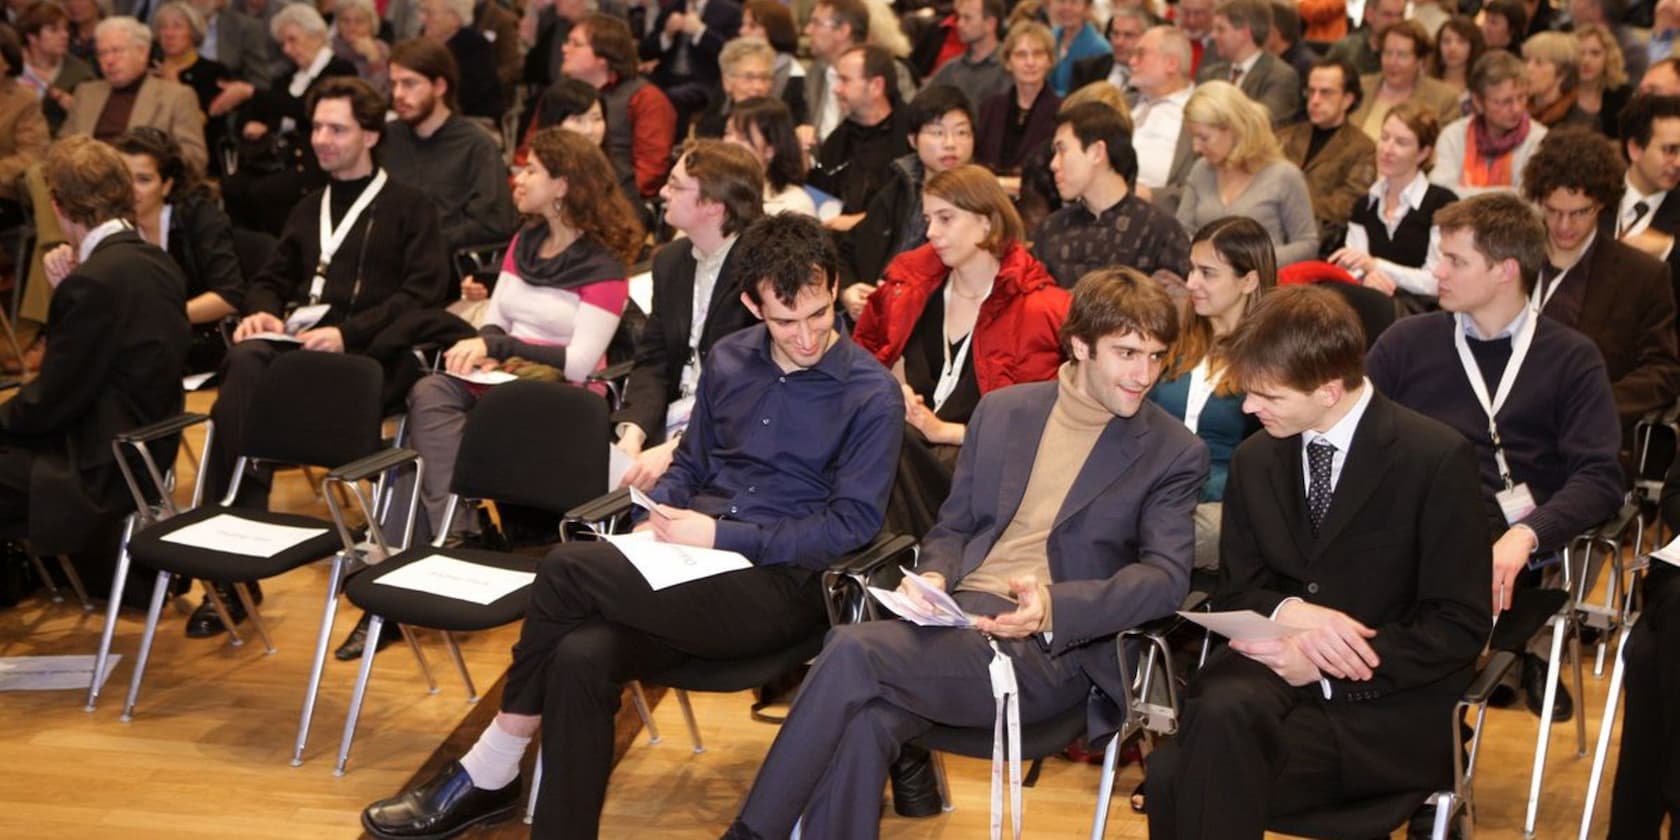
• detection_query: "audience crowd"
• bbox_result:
[5,0,1680,835]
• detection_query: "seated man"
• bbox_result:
[1147,285,1492,837]
[1193,0,1300,126]
[1610,93,1680,331]
[615,140,764,490]
[382,38,519,254]
[1368,192,1623,721]
[360,213,904,840]
[417,0,504,120]
[638,0,741,136]
[1278,56,1376,237]
[194,77,449,635]
[564,12,677,201]
[721,267,1209,838]
[0,135,190,559]
[809,43,911,219]
[1128,26,1197,211]
[1033,102,1190,290]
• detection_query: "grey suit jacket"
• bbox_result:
[918,379,1210,739]
[213,8,275,90]
[1196,51,1301,126]
[61,76,208,170]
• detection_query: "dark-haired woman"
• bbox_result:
[724,95,830,217]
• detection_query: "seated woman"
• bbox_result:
[1349,20,1460,141]
[398,127,642,549]
[1177,81,1319,265]
[331,0,392,97]
[692,37,775,139]
[111,128,245,372]
[740,0,807,122]
[1330,102,1457,314]
[1574,23,1633,140]
[839,84,976,317]
[151,1,246,174]
[854,164,1070,537]
[723,95,831,218]
[1149,216,1272,571]
[1523,31,1595,129]
[975,21,1061,178]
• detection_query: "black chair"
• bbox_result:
[328,380,612,775]
[119,351,417,768]
[1314,279,1397,349]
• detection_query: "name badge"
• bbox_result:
[1496,482,1536,526]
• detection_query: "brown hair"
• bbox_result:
[1223,285,1364,393]
[743,0,797,53]
[18,1,69,43]
[922,165,1024,258]
[1433,192,1546,295]
[816,0,869,45]
[1382,100,1442,168]
[579,13,638,82]
[528,127,644,264]
[678,139,765,237]
[390,37,460,112]
[307,75,387,133]
[1163,216,1276,394]
[1379,19,1432,63]
[1060,266,1179,356]
[44,135,135,227]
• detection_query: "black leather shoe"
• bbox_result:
[335,612,404,661]
[362,760,520,839]
[889,745,944,818]
[184,581,262,638]
[719,819,765,840]
[1521,653,1573,723]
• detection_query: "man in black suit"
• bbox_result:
[1612,93,1680,337]
[1193,0,1301,126]
[638,0,741,137]
[0,136,191,558]
[616,139,762,489]
[722,267,1208,839]
[1146,285,1492,837]
[1070,6,1149,95]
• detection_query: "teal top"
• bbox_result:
[1149,367,1257,502]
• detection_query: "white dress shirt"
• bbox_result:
[1343,171,1444,296]
[1132,84,1193,189]
[1299,378,1375,496]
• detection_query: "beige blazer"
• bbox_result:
[1349,74,1462,141]
[60,75,207,170]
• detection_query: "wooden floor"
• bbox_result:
[0,392,1643,838]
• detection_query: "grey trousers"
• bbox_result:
[384,373,479,547]
[737,590,1091,840]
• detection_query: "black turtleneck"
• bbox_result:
[326,171,377,226]
[1304,124,1338,166]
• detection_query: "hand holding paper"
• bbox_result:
[1273,600,1379,681]
[628,485,670,519]
[867,568,974,627]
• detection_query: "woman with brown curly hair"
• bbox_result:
[394,127,643,548]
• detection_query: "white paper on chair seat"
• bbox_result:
[159,513,329,557]
[1176,609,1303,641]
[445,368,518,386]
[1651,533,1680,567]
[373,554,536,605]
[601,532,752,590]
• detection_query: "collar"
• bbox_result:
[1367,170,1430,208]
[1141,84,1193,108]
[1549,229,1598,275]
[78,218,132,263]
[1231,50,1261,75]
[1625,173,1667,207]
[752,322,853,380]
[1304,378,1373,454]
[1458,302,1530,341]
[300,45,333,79]
[692,233,737,270]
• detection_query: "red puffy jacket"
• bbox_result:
[854,241,1070,396]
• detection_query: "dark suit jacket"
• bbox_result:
[612,240,757,445]
[0,231,192,554]
[1195,51,1302,126]
[640,0,742,87]
[975,86,1061,173]
[1217,391,1491,789]
[1070,53,1117,92]
[213,8,274,90]
[1625,190,1680,331]
[918,381,1210,740]
[1278,120,1377,227]
[1567,237,1680,424]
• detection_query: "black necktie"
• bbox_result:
[1306,439,1335,534]
[1622,200,1650,237]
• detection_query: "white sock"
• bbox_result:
[457,720,532,790]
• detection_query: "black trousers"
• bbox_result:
[1145,650,1347,839]
[207,340,294,509]
[1609,562,1680,838]
[0,446,33,531]
[505,541,827,840]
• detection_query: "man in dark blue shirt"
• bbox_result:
[360,214,905,840]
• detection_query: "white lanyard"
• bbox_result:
[1452,307,1538,489]
[158,203,172,253]
[935,283,982,413]
[313,169,388,303]
[987,639,1022,840]
[1182,358,1217,435]
[1532,265,1570,312]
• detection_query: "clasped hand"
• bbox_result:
[1231,600,1379,686]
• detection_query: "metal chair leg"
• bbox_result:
[235,582,275,655]
[931,750,954,812]
[401,625,438,694]
[1570,620,1588,757]
[55,555,93,611]
[525,746,542,824]
[1579,618,1636,840]
[1088,730,1121,840]
[202,583,244,648]
[293,553,347,767]
[1523,616,1570,837]
[29,554,61,602]
[87,516,137,711]
[628,681,661,744]
[335,615,384,776]
[120,571,173,722]
[443,632,478,702]
[670,689,702,753]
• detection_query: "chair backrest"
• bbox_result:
[452,380,610,514]
[243,351,385,467]
[1315,280,1397,350]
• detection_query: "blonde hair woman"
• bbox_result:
[1574,23,1632,138]
[1176,81,1319,264]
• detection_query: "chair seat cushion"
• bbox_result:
[128,506,342,583]
[649,632,827,693]
[345,547,539,632]
[915,700,1087,760]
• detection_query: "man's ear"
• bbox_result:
[1068,335,1091,361]
[740,290,764,321]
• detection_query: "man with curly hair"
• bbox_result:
[360,212,904,840]
[1520,126,1680,427]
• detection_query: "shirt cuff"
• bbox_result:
[712,518,759,559]
[1319,677,1332,699]
[1270,596,1302,621]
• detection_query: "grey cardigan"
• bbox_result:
[1176,158,1320,265]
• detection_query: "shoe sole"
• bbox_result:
[360,801,519,840]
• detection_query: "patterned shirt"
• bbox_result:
[1031,192,1192,290]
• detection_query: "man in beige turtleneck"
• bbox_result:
[723,267,1211,840]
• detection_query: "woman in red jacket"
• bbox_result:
[854,164,1070,536]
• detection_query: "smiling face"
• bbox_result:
[1628,116,1680,192]
[743,279,840,370]
[1186,240,1259,324]
[513,153,566,216]
[309,96,378,176]
[1069,330,1170,418]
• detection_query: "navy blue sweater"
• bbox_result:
[1367,311,1625,553]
